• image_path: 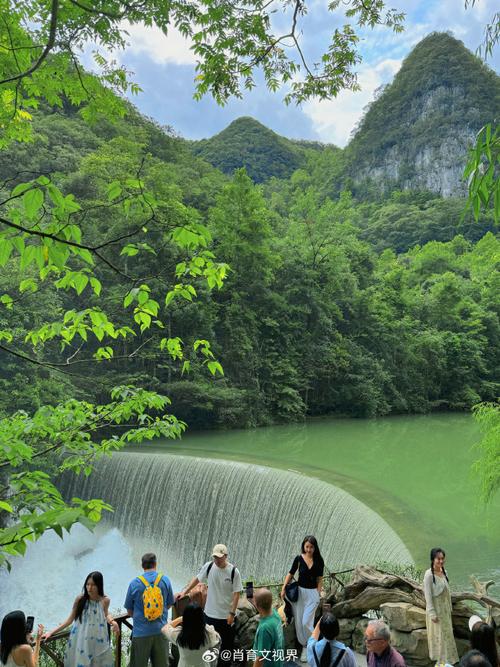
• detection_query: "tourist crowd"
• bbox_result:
[1,541,498,667]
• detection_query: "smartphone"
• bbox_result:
[322,603,331,613]
[245,581,254,599]
[26,616,34,634]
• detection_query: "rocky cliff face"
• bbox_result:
[357,86,478,197]
[346,33,500,198]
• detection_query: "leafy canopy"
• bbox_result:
[1,0,406,145]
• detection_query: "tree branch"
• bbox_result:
[0,0,59,85]
[68,0,124,20]
[0,215,132,278]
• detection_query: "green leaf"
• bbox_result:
[107,181,122,201]
[120,245,139,256]
[0,239,13,267]
[19,278,37,293]
[11,182,32,196]
[206,360,224,376]
[0,294,14,309]
[23,188,44,218]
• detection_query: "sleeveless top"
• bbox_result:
[65,598,113,667]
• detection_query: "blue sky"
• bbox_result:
[83,0,499,147]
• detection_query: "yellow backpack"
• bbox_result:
[137,573,164,621]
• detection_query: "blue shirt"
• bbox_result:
[124,570,174,637]
[307,638,357,667]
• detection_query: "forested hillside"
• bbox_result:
[1,34,499,431]
[192,116,308,182]
[1,79,498,429]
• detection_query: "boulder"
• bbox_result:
[391,628,431,667]
[381,602,426,631]
[352,618,370,654]
[452,602,477,639]
[338,618,357,644]
[234,598,259,650]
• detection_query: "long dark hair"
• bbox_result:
[430,547,449,584]
[471,622,499,667]
[1,610,28,664]
[301,535,324,567]
[75,571,105,623]
[177,603,209,650]
[318,613,341,667]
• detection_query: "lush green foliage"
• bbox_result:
[1,4,499,563]
[3,100,498,431]
[472,401,500,502]
[0,387,184,569]
[192,117,306,183]
[0,0,405,135]
[464,123,500,223]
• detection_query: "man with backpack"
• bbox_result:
[176,544,242,665]
[125,552,174,667]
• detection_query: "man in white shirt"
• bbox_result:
[176,544,243,665]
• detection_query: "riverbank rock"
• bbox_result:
[391,628,431,666]
[381,603,426,631]
[352,619,370,653]
[338,618,358,644]
[235,598,259,650]
[451,602,477,639]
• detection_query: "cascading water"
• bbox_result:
[0,524,140,627]
[64,452,413,581]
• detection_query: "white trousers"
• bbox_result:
[292,586,320,646]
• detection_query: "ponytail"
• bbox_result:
[320,643,332,667]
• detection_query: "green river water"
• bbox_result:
[160,412,500,590]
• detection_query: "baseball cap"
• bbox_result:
[469,615,483,631]
[212,544,228,557]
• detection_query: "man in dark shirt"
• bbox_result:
[365,620,406,667]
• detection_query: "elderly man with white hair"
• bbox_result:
[364,620,406,667]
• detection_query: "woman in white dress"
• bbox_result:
[162,602,220,667]
[423,547,458,666]
[0,611,43,667]
[43,571,119,667]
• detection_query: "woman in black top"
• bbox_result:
[281,536,324,662]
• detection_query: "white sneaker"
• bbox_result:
[300,647,307,662]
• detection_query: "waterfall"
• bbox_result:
[65,452,413,582]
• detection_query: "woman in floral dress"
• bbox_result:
[43,571,119,667]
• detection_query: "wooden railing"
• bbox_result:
[40,613,132,667]
[38,571,345,666]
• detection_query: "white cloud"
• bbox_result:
[120,21,197,66]
[302,58,402,147]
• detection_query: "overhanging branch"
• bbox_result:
[0,0,59,85]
